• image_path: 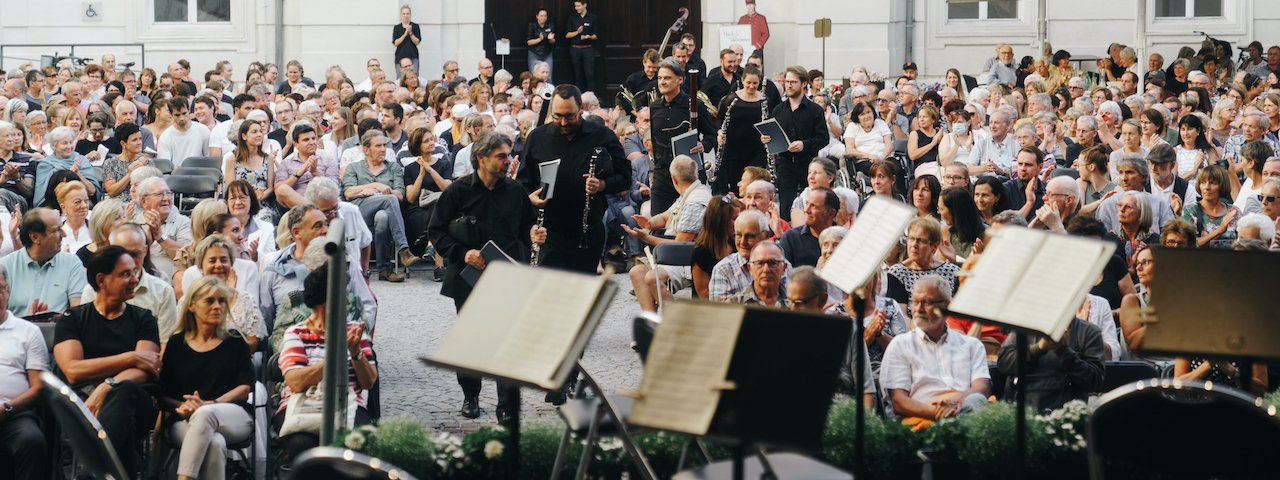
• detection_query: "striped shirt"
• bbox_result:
[277,321,375,413]
[708,253,792,302]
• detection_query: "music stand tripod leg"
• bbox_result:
[754,445,779,480]
[576,362,658,480]
[851,290,869,479]
[503,386,520,480]
[1015,333,1028,480]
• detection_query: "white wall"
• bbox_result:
[1,0,1277,92]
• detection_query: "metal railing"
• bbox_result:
[0,43,146,72]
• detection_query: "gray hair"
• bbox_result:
[1015,123,1038,137]
[1028,93,1052,110]
[136,176,168,197]
[991,210,1028,227]
[818,225,848,245]
[1116,154,1149,179]
[1117,190,1153,232]
[747,179,776,199]
[969,88,990,101]
[832,187,859,216]
[737,209,770,235]
[46,126,76,148]
[1237,212,1276,243]
[302,236,331,271]
[670,155,698,183]
[1075,115,1098,130]
[359,128,386,148]
[494,69,513,84]
[788,266,828,298]
[912,274,953,303]
[471,130,513,159]
[989,108,1013,124]
[304,176,341,203]
[1119,47,1137,61]
[130,166,163,186]
[1244,111,1271,131]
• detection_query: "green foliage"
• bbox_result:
[822,399,921,478]
[332,417,441,478]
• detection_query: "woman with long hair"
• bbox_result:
[909,175,941,219]
[144,96,172,142]
[322,107,356,159]
[1174,114,1220,181]
[470,82,493,117]
[183,235,265,351]
[972,175,1010,224]
[629,194,741,312]
[715,64,770,195]
[691,195,739,300]
[937,187,986,262]
[76,198,126,263]
[866,159,905,204]
[158,275,255,480]
[223,120,276,205]
[139,67,158,97]
[944,68,968,102]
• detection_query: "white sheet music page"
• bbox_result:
[628,301,744,435]
[817,196,917,294]
[999,234,1115,340]
[538,159,561,200]
[949,227,1045,321]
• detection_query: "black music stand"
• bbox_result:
[1136,247,1280,390]
[39,372,130,480]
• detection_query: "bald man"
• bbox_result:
[1030,176,1081,233]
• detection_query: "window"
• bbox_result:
[1155,0,1223,18]
[154,0,230,23]
[947,0,1018,21]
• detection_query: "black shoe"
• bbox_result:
[544,390,567,406]
[433,267,445,282]
[461,397,481,419]
[496,407,514,426]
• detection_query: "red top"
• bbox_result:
[738,13,770,50]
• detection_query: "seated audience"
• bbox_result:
[80,223,179,340]
[341,130,420,282]
[786,266,874,406]
[709,210,787,302]
[885,216,959,307]
[1,207,86,316]
[732,241,787,307]
[0,264,50,480]
[996,313,1105,412]
[56,180,92,253]
[274,123,340,210]
[136,176,193,279]
[35,126,100,206]
[778,187,839,268]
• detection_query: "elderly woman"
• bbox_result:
[3,98,27,125]
[0,121,33,210]
[56,180,92,253]
[275,265,377,459]
[76,198,126,263]
[790,158,838,225]
[885,216,959,306]
[1181,165,1240,248]
[102,123,153,202]
[843,101,893,176]
[159,276,254,480]
[179,235,265,352]
[1107,191,1160,265]
[23,110,48,156]
[178,203,262,301]
[35,126,100,206]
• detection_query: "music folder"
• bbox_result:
[946,227,1116,341]
[753,118,791,155]
[421,262,617,390]
[1136,248,1280,361]
[671,129,702,163]
[459,240,516,286]
[537,159,560,200]
[627,301,850,453]
[817,196,917,294]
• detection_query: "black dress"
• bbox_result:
[910,129,940,169]
[714,92,769,194]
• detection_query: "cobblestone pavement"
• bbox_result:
[368,268,644,434]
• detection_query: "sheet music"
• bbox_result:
[671,129,701,161]
[753,118,791,155]
[999,235,1114,340]
[538,159,561,200]
[948,227,1045,321]
[430,262,606,389]
[818,196,917,294]
[628,301,744,435]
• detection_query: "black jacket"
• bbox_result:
[517,120,630,234]
[427,174,535,301]
[997,319,1105,412]
[649,91,716,172]
[770,97,828,163]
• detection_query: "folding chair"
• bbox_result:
[154,158,176,175]
[1099,361,1159,393]
[38,372,131,480]
[290,446,419,480]
[1087,379,1280,479]
[166,174,219,215]
[645,242,696,311]
[549,363,658,480]
[172,166,224,185]
[182,156,224,170]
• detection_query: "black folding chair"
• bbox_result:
[648,242,697,310]
[154,158,175,175]
[182,156,224,170]
[166,174,219,215]
[289,446,418,480]
[38,372,131,480]
[172,166,223,184]
[1088,379,1280,479]
[1099,361,1159,393]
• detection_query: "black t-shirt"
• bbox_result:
[54,304,160,386]
[159,333,254,413]
[393,23,422,61]
[75,138,121,156]
[1090,253,1129,309]
[268,128,288,148]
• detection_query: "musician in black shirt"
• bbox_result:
[519,84,630,274]
[621,49,660,117]
[526,8,556,80]
[427,131,545,421]
[566,1,601,94]
[701,48,742,107]
[648,58,716,216]
[762,66,828,222]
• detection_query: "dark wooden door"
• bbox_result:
[483,0,700,106]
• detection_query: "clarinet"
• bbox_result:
[530,208,545,266]
[762,84,778,187]
[717,95,738,187]
[580,147,601,249]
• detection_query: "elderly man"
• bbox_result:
[896,83,920,127]
[733,241,787,307]
[743,179,791,237]
[996,311,1105,412]
[786,266,874,406]
[1147,144,1196,213]
[880,275,990,421]
[1233,141,1274,216]
[260,205,377,329]
[276,123,341,209]
[710,210,788,302]
[1096,156,1174,236]
[626,155,710,312]
[778,187,837,268]
[1030,176,1081,233]
[0,264,49,480]
[838,71,871,116]
[967,108,1017,177]
[113,100,155,152]
[134,177,191,280]
[78,223,179,341]
[986,44,1016,88]
[0,208,85,317]
[1067,76,1086,99]
[305,177,372,277]
[876,88,909,140]
[341,130,420,282]
[1224,112,1280,166]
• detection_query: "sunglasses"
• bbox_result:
[1259,194,1279,203]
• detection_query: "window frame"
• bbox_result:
[1153,0,1224,19]
[946,0,1020,22]
[153,0,232,24]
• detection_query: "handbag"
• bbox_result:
[448,215,483,247]
[278,382,357,437]
[419,190,443,208]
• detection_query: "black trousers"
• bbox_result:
[539,222,606,275]
[570,47,597,94]
[453,297,517,412]
[775,156,807,223]
[649,169,677,220]
[95,381,157,476]
[0,411,47,480]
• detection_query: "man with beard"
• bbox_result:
[517,84,629,274]
[702,48,742,107]
[646,58,716,216]
[760,66,827,222]
[621,49,660,116]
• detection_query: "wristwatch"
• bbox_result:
[2,401,12,413]
[104,377,118,388]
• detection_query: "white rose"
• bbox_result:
[484,439,504,459]
[344,431,366,450]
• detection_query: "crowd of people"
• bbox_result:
[0,6,1278,478]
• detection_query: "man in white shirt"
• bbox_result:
[967,108,1016,178]
[156,97,210,166]
[356,58,382,92]
[304,177,373,278]
[0,264,50,480]
[880,275,990,420]
[136,177,192,280]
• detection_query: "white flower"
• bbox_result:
[344,431,366,450]
[598,438,623,452]
[484,440,504,459]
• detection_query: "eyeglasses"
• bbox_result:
[1069,86,1084,91]
[1259,194,1279,203]
[910,298,948,309]
[550,112,579,122]
[943,175,966,181]
[876,98,892,103]
[1133,259,1154,269]
[749,259,784,268]
[784,294,820,308]
[721,193,737,204]
[905,235,934,245]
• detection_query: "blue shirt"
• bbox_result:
[0,249,87,316]
[34,153,102,206]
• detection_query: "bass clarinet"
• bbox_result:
[580,147,601,249]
